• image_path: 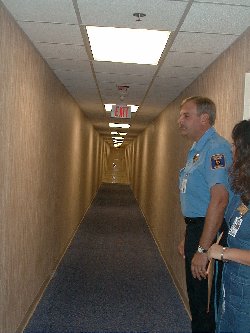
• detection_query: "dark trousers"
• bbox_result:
[184,218,227,333]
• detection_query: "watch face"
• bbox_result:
[198,245,207,253]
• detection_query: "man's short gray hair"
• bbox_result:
[180,96,216,126]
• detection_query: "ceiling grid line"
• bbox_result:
[2,0,250,146]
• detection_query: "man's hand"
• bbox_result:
[191,252,208,280]
[178,239,185,259]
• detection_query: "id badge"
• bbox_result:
[181,178,187,193]
[228,216,243,237]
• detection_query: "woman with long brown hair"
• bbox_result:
[208,119,250,333]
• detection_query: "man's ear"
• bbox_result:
[200,113,209,124]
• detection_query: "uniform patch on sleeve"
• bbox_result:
[211,154,226,169]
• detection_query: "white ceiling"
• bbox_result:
[2,0,250,146]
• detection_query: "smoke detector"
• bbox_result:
[133,13,146,22]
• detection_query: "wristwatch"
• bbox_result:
[197,245,208,254]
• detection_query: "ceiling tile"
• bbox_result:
[18,21,83,45]
[136,105,165,117]
[181,2,250,35]
[34,42,88,60]
[78,102,105,114]
[157,65,203,79]
[127,122,147,131]
[78,0,188,30]
[98,80,148,92]
[66,85,99,95]
[144,91,180,107]
[96,72,152,85]
[54,69,93,82]
[164,51,218,69]
[93,61,156,76]
[2,0,78,24]
[170,31,239,53]
[45,58,92,71]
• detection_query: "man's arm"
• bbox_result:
[191,184,229,280]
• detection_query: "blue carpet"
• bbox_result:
[24,183,191,333]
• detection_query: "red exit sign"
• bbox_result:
[111,105,131,119]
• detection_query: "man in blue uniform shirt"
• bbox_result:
[178,96,232,333]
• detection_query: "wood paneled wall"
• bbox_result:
[103,148,129,184]
[0,4,108,332]
[126,27,250,307]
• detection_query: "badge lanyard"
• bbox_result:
[180,153,200,194]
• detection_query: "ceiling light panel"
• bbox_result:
[86,26,171,65]
[109,123,130,129]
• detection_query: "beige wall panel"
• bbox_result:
[0,4,106,332]
[102,147,129,184]
[127,28,250,308]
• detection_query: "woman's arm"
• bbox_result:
[208,244,250,266]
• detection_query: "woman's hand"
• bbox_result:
[207,244,223,261]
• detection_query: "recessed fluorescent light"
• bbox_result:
[87,26,171,65]
[112,136,124,141]
[109,123,130,129]
[128,105,139,113]
[119,132,127,136]
[112,138,123,142]
[104,104,113,111]
[105,104,139,112]
[111,131,118,135]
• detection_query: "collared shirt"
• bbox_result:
[179,127,232,217]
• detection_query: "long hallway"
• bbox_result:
[24,184,191,333]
